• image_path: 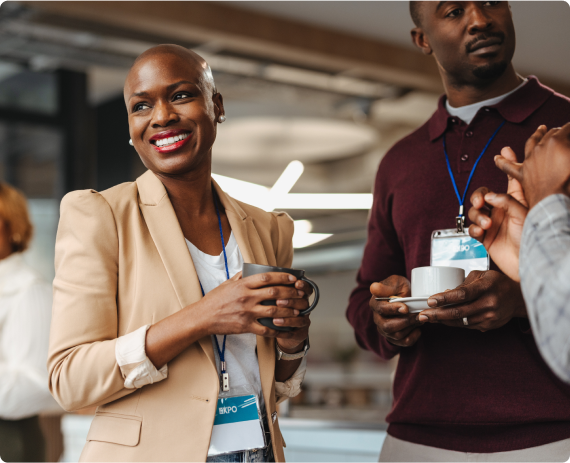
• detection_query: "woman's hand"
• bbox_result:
[274,279,313,352]
[197,271,308,338]
[146,271,310,370]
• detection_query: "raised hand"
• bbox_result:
[468,184,528,281]
[495,123,570,209]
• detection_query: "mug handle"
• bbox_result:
[299,277,320,316]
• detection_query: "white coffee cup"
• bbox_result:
[411,266,465,297]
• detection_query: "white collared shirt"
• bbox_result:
[446,78,528,124]
[0,253,60,419]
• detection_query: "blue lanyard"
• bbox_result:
[198,192,230,379]
[443,119,505,231]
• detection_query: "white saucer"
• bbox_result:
[375,296,430,313]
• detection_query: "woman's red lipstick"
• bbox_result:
[149,129,192,153]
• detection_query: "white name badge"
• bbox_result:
[431,229,490,275]
[207,390,266,457]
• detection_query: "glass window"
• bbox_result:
[0,62,58,115]
[0,122,63,198]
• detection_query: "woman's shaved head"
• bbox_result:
[126,44,216,96]
[124,43,225,177]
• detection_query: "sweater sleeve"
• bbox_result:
[346,156,407,360]
[48,190,136,411]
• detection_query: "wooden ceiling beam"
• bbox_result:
[25,1,443,93]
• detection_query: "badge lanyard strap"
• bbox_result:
[199,191,231,391]
[443,119,506,232]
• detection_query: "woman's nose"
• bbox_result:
[151,101,180,127]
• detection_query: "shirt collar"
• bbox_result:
[0,252,24,280]
[428,76,553,141]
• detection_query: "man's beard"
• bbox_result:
[471,60,509,81]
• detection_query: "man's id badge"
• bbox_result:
[207,385,266,456]
[431,229,490,275]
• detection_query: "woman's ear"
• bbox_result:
[411,28,433,56]
[213,92,225,123]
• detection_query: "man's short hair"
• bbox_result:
[409,1,422,27]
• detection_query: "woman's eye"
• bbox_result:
[484,1,500,6]
[133,103,150,112]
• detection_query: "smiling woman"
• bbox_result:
[48,45,311,462]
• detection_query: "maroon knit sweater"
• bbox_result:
[346,77,570,453]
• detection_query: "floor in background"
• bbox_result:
[281,418,386,462]
[60,415,386,462]
[39,414,64,462]
[290,405,391,423]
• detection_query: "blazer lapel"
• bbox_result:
[136,172,276,381]
[213,181,269,266]
[136,171,217,369]
[213,182,276,395]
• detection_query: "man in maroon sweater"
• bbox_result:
[346,1,570,461]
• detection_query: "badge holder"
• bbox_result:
[436,119,505,275]
[203,192,268,457]
[431,228,490,275]
[207,384,267,457]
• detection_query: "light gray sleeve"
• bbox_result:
[519,194,570,383]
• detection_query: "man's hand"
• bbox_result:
[468,186,528,282]
[495,123,570,209]
[369,275,422,347]
[417,270,526,332]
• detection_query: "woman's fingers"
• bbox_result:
[276,297,310,311]
[242,272,297,289]
[468,203,492,229]
[254,305,300,320]
[470,186,490,210]
[273,314,311,329]
[484,192,528,218]
[468,224,484,242]
[495,154,523,182]
[524,125,548,159]
[253,285,305,306]
[294,279,314,297]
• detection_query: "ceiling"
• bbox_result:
[1,1,568,262]
[232,1,570,84]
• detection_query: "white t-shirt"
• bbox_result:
[446,78,528,124]
[185,232,265,414]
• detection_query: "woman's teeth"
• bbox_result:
[154,133,189,147]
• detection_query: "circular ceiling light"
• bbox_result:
[213,117,378,165]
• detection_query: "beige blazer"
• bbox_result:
[48,170,294,462]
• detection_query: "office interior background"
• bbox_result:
[1,1,569,461]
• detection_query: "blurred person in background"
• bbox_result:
[469,122,570,383]
[0,183,59,462]
[347,1,570,461]
[48,45,310,462]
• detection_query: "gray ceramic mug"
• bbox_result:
[242,263,320,332]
